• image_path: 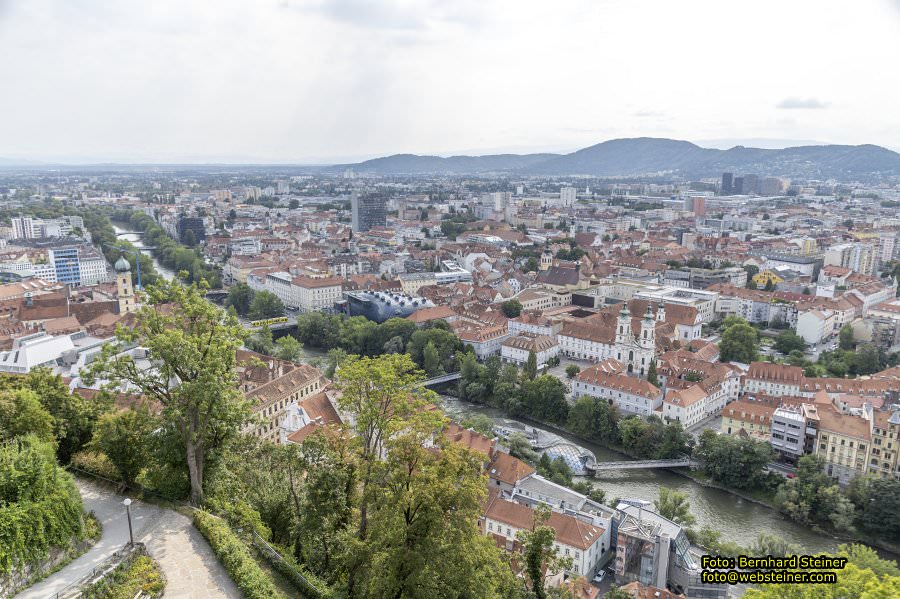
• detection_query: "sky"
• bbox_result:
[2,0,900,164]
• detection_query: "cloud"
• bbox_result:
[776,97,830,110]
[633,110,666,118]
[281,0,486,31]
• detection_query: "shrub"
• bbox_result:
[193,510,287,599]
[81,553,165,599]
[70,450,122,482]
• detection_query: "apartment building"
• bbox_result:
[573,359,662,417]
[814,407,871,486]
[500,333,559,368]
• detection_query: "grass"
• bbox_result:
[81,554,165,599]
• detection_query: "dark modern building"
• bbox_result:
[177,217,206,245]
[345,290,432,323]
[720,172,733,195]
[733,176,744,194]
[351,193,387,232]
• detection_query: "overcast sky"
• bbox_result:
[2,0,900,163]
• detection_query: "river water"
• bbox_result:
[111,223,176,281]
[440,395,848,555]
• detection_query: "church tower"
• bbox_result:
[656,303,666,322]
[615,304,631,347]
[115,255,136,314]
[640,304,656,351]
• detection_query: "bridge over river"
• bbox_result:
[587,457,698,473]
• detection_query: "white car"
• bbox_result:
[592,570,606,584]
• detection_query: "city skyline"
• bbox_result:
[2,0,900,163]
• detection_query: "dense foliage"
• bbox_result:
[693,429,777,491]
[0,437,85,574]
[81,553,165,599]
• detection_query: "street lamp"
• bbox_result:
[123,498,134,546]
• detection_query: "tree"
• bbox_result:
[565,364,580,379]
[274,335,303,362]
[225,283,254,316]
[694,429,774,490]
[85,279,250,504]
[248,290,284,320]
[567,396,616,444]
[354,434,514,599]
[774,331,806,355]
[246,324,274,355]
[839,324,855,350]
[501,299,523,318]
[288,199,299,209]
[646,360,659,386]
[749,533,802,558]
[849,477,900,544]
[90,407,157,487]
[422,341,443,376]
[0,388,54,442]
[653,487,696,527]
[523,350,538,382]
[506,432,539,463]
[522,376,569,424]
[334,354,441,543]
[744,554,900,598]
[852,343,881,375]
[183,229,197,247]
[719,321,758,363]
[460,414,495,437]
[518,504,573,599]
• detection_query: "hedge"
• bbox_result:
[81,553,165,599]
[192,510,287,599]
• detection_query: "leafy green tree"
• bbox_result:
[274,335,303,362]
[90,407,157,487]
[744,555,900,598]
[407,327,462,373]
[501,299,523,318]
[246,325,274,355]
[719,320,759,363]
[774,455,855,531]
[852,343,882,375]
[460,414,495,437]
[422,341,443,376]
[836,544,900,577]
[324,348,348,378]
[225,283,254,316]
[749,533,802,558]
[85,279,250,504]
[0,388,54,442]
[839,324,855,350]
[521,376,568,424]
[382,335,404,354]
[566,396,617,444]
[774,331,806,354]
[654,487,696,527]
[182,229,197,247]
[248,290,284,320]
[848,477,900,544]
[354,433,514,599]
[523,350,538,382]
[646,360,659,386]
[518,504,573,599]
[506,432,539,463]
[565,364,580,378]
[694,429,774,490]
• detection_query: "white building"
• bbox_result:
[796,309,837,345]
[500,333,559,368]
[572,358,662,417]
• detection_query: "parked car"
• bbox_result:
[592,570,606,584]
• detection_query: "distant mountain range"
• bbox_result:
[333,138,900,180]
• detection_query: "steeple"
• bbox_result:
[640,304,656,350]
[656,303,666,322]
[615,303,631,345]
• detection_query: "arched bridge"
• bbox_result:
[587,458,697,473]
[422,372,461,386]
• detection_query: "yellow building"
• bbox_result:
[721,399,775,438]
[752,270,783,288]
[870,410,900,481]
[814,408,871,486]
[798,238,817,256]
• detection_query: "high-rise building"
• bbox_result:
[559,186,577,207]
[693,197,706,217]
[48,247,80,286]
[733,176,744,194]
[177,217,206,245]
[351,193,387,232]
[720,172,733,195]
[742,174,759,195]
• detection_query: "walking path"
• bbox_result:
[15,480,242,599]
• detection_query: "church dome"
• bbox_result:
[115,256,131,273]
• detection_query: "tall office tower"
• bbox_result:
[720,172,733,195]
[351,193,387,232]
[742,174,759,195]
[11,217,35,239]
[733,176,744,194]
[693,197,706,217]
[559,186,577,207]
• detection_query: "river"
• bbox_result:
[111,223,176,281]
[440,395,849,555]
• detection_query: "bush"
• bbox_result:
[70,450,122,482]
[82,553,165,599]
[193,510,287,599]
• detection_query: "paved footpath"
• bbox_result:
[15,479,242,599]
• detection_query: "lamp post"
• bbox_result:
[123,498,134,546]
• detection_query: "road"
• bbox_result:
[15,480,241,599]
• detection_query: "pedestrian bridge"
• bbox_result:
[587,457,697,472]
[422,372,461,386]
